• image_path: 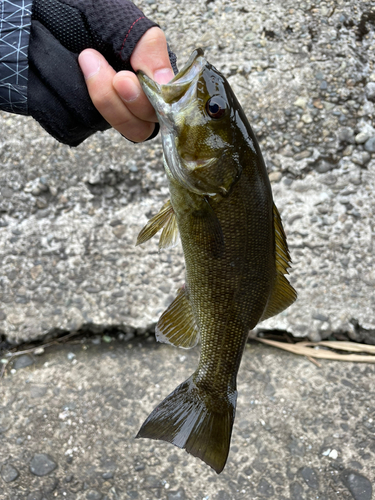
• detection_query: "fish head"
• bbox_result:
[138,48,257,196]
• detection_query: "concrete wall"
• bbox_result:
[1,0,374,344]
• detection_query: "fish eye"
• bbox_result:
[206,96,227,119]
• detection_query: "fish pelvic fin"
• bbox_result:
[136,200,179,250]
[136,375,237,474]
[261,203,297,321]
[156,285,200,349]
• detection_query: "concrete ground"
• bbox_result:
[1,333,374,500]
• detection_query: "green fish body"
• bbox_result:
[136,49,296,473]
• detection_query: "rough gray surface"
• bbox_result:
[1,336,375,499]
[1,0,375,344]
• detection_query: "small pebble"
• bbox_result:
[351,151,371,166]
[112,225,127,238]
[338,127,355,144]
[29,453,57,476]
[86,490,103,500]
[343,145,354,156]
[300,466,319,490]
[355,132,370,144]
[1,464,19,483]
[316,161,335,174]
[341,469,372,500]
[365,82,375,102]
[14,355,34,370]
[290,482,304,499]
[301,113,313,124]
[269,171,282,182]
[134,464,145,471]
[294,150,312,161]
[294,97,307,109]
[257,478,274,497]
[364,137,375,153]
[102,471,114,479]
[36,198,48,209]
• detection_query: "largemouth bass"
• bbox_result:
[136,48,296,473]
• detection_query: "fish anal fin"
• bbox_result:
[136,376,236,474]
[261,274,297,321]
[156,286,199,349]
[136,200,178,247]
[261,203,297,321]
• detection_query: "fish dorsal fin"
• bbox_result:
[261,204,297,321]
[136,200,179,250]
[156,286,200,349]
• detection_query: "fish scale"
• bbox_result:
[181,180,273,392]
[135,48,296,473]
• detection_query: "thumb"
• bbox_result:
[130,27,175,84]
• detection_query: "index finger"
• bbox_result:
[79,49,155,142]
[114,27,175,122]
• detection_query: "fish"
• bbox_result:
[135,48,297,474]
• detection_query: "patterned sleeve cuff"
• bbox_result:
[0,0,32,114]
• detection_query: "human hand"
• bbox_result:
[79,27,175,143]
[27,0,177,146]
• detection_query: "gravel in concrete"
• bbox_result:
[1,335,374,499]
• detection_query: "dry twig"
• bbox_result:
[256,338,375,363]
[0,331,81,380]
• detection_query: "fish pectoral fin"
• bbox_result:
[191,196,225,258]
[156,286,200,349]
[260,203,297,321]
[136,200,179,249]
[136,375,236,474]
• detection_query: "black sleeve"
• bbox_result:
[0,0,32,115]
[31,0,163,72]
[1,0,178,146]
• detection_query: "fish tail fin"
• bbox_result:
[136,375,237,474]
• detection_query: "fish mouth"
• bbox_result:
[168,48,205,86]
[137,48,206,112]
[138,49,215,196]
